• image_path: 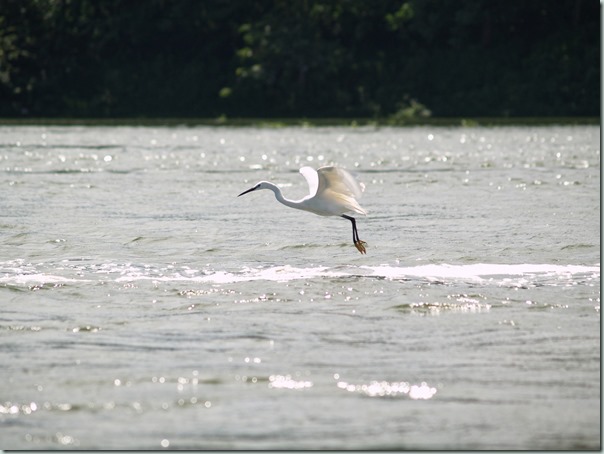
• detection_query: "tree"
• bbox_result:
[0,0,598,118]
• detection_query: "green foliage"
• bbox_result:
[385,2,414,31]
[388,98,432,125]
[0,0,599,118]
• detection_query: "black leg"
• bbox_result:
[342,214,357,243]
[342,215,366,254]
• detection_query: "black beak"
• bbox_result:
[238,185,258,197]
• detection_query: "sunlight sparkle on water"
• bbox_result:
[337,380,437,399]
[268,375,313,390]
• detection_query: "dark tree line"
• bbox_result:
[0,0,599,119]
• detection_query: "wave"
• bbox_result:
[0,261,598,287]
[363,263,600,281]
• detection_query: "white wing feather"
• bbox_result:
[316,166,364,197]
[316,166,367,215]
[299,166,319,197]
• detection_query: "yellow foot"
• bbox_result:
[354,240,367,254]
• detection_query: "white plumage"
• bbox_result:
[238,166,368,254]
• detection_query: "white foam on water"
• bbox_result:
[363,263,600,282]
[0,273,90,285]
[1,261,598,286]
[110,262,599,286]
[114,264,345,284]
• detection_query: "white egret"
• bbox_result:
[238,166,368,254]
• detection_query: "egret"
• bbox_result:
[238,166,368,254]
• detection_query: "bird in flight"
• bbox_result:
[238,166,367,254]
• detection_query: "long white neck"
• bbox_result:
[264,182,302,210]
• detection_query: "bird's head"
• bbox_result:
[237,181,271,197]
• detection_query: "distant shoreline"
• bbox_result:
[0,117,598,128]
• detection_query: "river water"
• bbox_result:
[0,124,600,450]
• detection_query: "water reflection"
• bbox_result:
[393,301,491,316]
[268,374,313,390]
[336,379,437,399]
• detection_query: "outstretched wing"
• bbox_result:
[316,166,367,215]
[316,166,365,198]
[299,166,319,197]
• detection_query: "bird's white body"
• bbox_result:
[238,166,368,253]
[262,166,366,217]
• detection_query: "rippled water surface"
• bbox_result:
[0,124,600,449]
